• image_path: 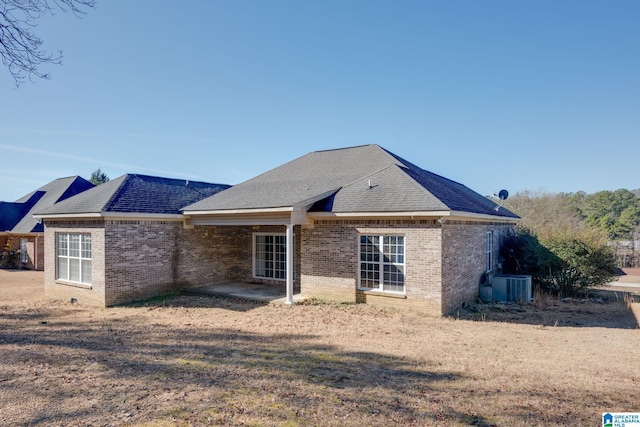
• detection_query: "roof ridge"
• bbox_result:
[339,163,397,190]
[312,144,377,154]
[102,174,132,212]
[127,173,223,187]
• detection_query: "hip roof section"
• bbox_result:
[35,174,230,217]
[184,144,519,219]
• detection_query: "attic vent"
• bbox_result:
[491,275,531,303]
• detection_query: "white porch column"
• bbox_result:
[286,224,294,305]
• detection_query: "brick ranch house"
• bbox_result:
[0,176,94,270]
[35,145,519,315]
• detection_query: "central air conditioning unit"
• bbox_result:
[491,274,532,303]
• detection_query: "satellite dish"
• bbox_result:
[493,189,509,211]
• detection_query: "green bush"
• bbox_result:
[0,249,20,269]
[500,228,617,297]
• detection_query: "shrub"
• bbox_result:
[500,228,617,297]
[0,249,20,269]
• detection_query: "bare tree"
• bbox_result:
[0,0,95,86]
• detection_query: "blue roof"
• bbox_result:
[0,201,29,232]
[106,175,230,214]
[1,177,94,233]
[36,174,231,216]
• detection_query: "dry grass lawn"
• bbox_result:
[1,269,639,426]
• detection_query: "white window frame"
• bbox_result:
[486,231,493,273]
[253,233,288,281]
[20,238,28,263]
[358,234,406,294]
[56,233,92,285]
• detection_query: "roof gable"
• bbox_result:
[310,165,449,213]
[3,177,95,233]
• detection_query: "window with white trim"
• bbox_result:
[57,233,92,284]
[253,233,287,280]
[20,238,28,263]
[359,235,405,293]
[486,231,493,273]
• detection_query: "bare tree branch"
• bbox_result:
[0,0,96,87]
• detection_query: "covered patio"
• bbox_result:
[183,206,315,305]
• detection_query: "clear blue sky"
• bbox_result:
[1,0,639,202]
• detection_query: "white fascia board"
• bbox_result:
[307,211,452,219]
[33,212,103,219]
[447,210,520,223]
[184,209,310,227]
[183,206,294,216]
[35,212,184,221]
[307,210,519,223]
[187,217,295,226]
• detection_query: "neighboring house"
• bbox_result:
[36,145,519,315]
[0,176,94,270]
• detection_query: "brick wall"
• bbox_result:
[301,219,515,315]
[441,221,515,314]
[42,217,514,311]
[300,219,444,315]
[0,235,45,270]
[43,220,106,306]
[179,225,301,290]
[43,220,304,307]
[103,220,183,305]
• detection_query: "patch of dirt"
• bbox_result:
[1,269,639,426]
[0,269,46,303]
[616,268,640,283]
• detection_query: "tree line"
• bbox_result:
[499,188,640,297]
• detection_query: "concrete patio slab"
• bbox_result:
[184,282,305,304]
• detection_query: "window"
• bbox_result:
[20,238,28,263]
[57,233,92,285]
[359,235,405,293]
[253,233,287,280]
[486,231,493,273]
